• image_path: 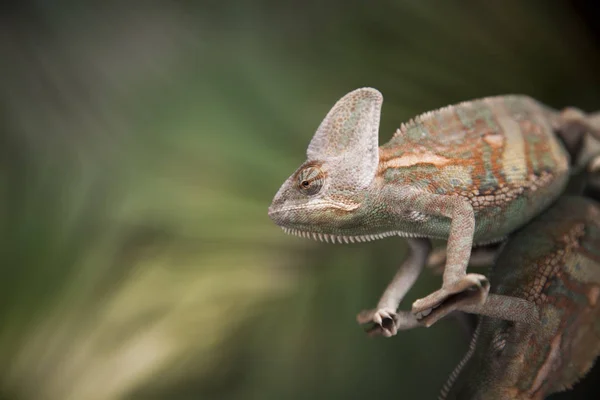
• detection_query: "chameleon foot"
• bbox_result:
[356,309,423,337]
[356,308,398,337]
[411,273,490,326]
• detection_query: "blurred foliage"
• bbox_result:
[1,1,600,399]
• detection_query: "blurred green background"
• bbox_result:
[2,1,600,399]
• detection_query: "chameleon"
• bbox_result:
[439,195,600,400]
[267,87,600,336]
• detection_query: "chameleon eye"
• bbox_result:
[297,166,324,196]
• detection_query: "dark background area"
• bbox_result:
[1,1,600,399]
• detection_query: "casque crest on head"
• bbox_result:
[305,87,383,189]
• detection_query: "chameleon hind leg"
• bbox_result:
[555,108,600,169]
[356,238,430,337]
[409,192,490,318]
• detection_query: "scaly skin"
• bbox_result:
[268,88,600,336]
[441,196,600,400]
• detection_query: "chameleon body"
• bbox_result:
[268,88,600,336]
[441,196,600,400]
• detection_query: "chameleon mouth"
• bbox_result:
[280,227,423,244]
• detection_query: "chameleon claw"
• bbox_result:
[356,308,399,337]
[357,309,425,336]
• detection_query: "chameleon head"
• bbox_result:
[268,87,384,242]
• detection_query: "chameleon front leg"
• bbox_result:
[356,238,431,337]
[427,243,503,275]
[409,192,490,316]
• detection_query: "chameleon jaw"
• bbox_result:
[279,226,425,244]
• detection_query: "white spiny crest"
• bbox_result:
[306,87,382,189]
[280,227,422,244]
